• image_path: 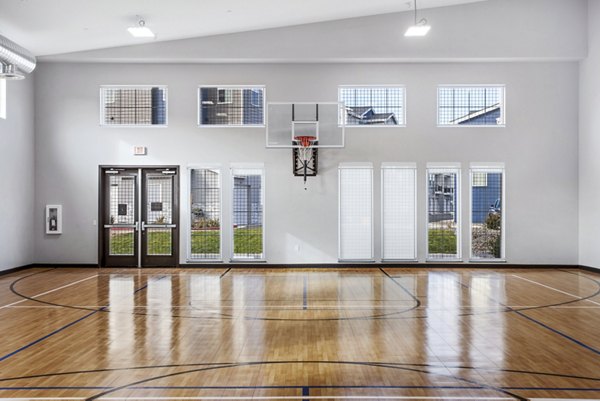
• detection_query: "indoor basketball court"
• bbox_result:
[0,0,599,400]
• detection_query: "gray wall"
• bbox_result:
[33,61,579,265]
[579,0,600,269]
[0,76,35,271]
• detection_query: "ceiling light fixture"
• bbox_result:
[128,18,155,38]
[405,0,430,37]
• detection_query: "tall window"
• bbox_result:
[339,86,405,126]
[0,79,6,120]
[470,166,505,260]
[438,85,505,126]
[339,163,373,261]
[100,86,167,126]
[198,86,265,126]
[189,168,222,261]
[427,165,461,260]
[231,167,264,260]
[381,163,417,261]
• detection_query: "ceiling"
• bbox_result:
[0,0,488,56]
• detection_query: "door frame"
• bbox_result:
[98,165,180,267]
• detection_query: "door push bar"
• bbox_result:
[140,221,177,231]
[104,222,138,231]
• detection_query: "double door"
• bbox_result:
[100,166,179,267]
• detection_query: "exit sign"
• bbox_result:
[133,146,147,156]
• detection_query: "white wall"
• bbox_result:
[42,0,587,63]
[579,0,600,269]
[33,61,579,265]
[0,76,35,271]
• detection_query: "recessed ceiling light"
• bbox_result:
[405,0,430,37]
[128,18,155,38]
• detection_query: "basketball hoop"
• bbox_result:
[293,135,317,189]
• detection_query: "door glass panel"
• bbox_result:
[146,176,173,224]
[147,228,172,256]
[108,174,136,256]
[145,174,174,258]
[109,176,136,225]
[109,228,135,255]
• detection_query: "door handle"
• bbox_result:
[141,221,146,231]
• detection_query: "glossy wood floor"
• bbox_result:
[0,267,599,401]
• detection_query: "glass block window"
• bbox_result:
[231,167,264,260]
[381,164,417,261]
[339,86,405,126]
[198,86,265,126]
[427,166,461,260]
[100,86,167,126]
[189,168,222,261]
[438,85,505,126]
[470,167,504,260]
[338,163,373,261]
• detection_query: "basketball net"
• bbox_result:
[294,135,317,190]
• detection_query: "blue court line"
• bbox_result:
[458,282,600,356]
[303,276,308,310]
[2,385,600,391]
[0,275,165,363]
[302,386,309,401]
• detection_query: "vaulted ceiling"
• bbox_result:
[0,0,488,56]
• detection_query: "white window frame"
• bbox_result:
[99,85,168,128]
[230,163,266,262]
[437,84,506,128]
[469,163,506,262]
[338,162,374,262]
[381,162,417,262]
[186,165,223,263]
[425,163,462,262]
[0,79,6,120]
[338,85,407,128]
[197,85,266,128]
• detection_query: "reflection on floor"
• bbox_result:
[0,266,599,401]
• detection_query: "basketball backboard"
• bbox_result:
[266,102,345,148]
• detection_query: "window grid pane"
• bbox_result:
[438,86,504,126]
[101,86,167,126]
[339,87,405,126]
[382,167,417,260]
[339,166,373,260]
[190,169,221,260]
[427,168,460,260]
[232,168,264,259]
[471,169,504,259]
[199,87,265,126]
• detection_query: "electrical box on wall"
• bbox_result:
[133,146,147,156]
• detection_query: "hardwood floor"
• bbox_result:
[0,267,599,400]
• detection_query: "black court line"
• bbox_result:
[2,361,600,384]
[11,268,600,323]
[220,267,232,279]
[78,361,528,401]
[456,271,600,356]
[0,271,166,363]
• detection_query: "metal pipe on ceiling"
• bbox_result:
[0,34,36,80]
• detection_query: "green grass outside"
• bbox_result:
[110,227,262,256]
[428,229,457,255]
[110,230,172,255]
